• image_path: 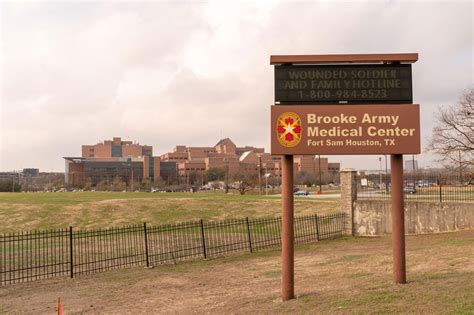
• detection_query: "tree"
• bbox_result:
[0,179,21,192]
[96,180,110,191]
[205,168,225,182]
[140,178,151,191]
[111,176,126,191]
[232,173,258,195]
[294,171,316,187]
[428,87,473,172]
[84,179,93,191]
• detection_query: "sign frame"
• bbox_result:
[270,53,419,302]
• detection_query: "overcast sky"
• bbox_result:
[1,0,472,172]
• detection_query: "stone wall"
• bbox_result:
[340,170,357,235]
[354,200,474,236]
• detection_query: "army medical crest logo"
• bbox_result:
[276,112,302,147]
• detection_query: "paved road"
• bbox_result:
[268,193,341,199]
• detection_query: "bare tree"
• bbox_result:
[232,173,258,195]
[428,87,473,172]
[111,176,127,192]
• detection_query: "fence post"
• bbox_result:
[69,226,73,278]
[438,178,442,203]
[143,222,150,267]
[314,214,320,241]
[200,219,207,259]
[246,217,253,253]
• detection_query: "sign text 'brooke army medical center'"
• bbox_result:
[271,104,420,155]
[271,53,420,301]
[271,54,420,155]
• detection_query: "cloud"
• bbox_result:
[1,0,472,171]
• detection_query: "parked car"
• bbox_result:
[417,181,430,187]
[403,186,416,194]
[294,190,309,196]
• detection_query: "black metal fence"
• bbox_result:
[0,213,345,286]
[357,174,473,202]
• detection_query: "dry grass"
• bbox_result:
[1,230,472,314]
[0,192,339,232]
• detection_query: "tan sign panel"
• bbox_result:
[271,104,420,155]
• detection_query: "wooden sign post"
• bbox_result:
[270,53,419,300]
[281,154,294,299]
[391,153,406,283]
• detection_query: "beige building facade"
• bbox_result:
[160,138,340,186]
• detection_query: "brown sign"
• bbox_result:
[271,104,420,155]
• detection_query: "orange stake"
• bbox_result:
[58,297,63,315]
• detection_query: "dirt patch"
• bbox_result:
[1,230,473,314]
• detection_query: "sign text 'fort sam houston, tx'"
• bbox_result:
[271,54,420,156]
[270,53,420,301]
[271,104,420,155]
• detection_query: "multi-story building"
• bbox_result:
[328,162,341,183]
[65,137,341,189]
[81,137,153,159]
[160,138,340,186]
[64,137,160,188]
[0,169,65,192]
[294,156,329,175]
[160,138,265,183]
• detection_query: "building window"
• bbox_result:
[112,145,122,157]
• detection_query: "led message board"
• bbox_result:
[275,64,412,104]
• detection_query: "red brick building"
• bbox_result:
[160,138,340,186]
[64,137,160,188]
[65,137,341,189]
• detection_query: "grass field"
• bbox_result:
[1,230,472,313]
[0,191,340,232]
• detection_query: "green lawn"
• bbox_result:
[0,191,340,232]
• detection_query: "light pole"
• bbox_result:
[224,157,229,194]
[131,164,134,192]
[412,155,416,193]
[12,172,15,192]
[379,157,383,191]
[126,162,134,192]
[264,172,272,196]
[176,163,180,185]
[258,156,262,194]
[186,170,189,190]
[318,155,322,194]
[385,155,389,194]
[312,156,316,187]
[266,173,268,195]
[123,161,134,192]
